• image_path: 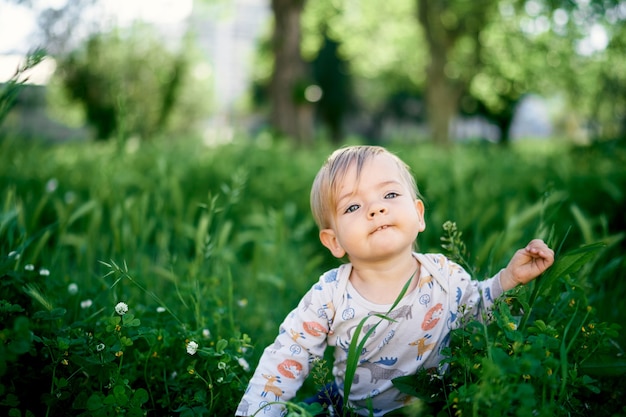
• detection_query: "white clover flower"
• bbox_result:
[24,264,35,271]
[64,191,76,204]
[80,299,93,309]
[238,357,250,372]
[156,306,166,313]
[46,178,58,193]
[202,328,211,339]
[96,343,105,352]
[186,341,199,355]
[39,268,50,276]
[67,283,78,295]
[115,302,129,315]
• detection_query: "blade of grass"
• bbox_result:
[342,269,417,408]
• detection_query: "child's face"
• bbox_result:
[319,154,425,264]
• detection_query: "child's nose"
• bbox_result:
[369,205,387,218]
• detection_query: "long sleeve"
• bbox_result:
[235,269,342,417]
[418,253,504,330]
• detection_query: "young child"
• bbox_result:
[235,146,554,416]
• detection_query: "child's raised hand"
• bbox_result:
[500,239,555,291]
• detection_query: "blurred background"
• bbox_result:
[1,0,624,146]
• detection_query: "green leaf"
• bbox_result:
[86,393,104,411]
[131,388,149,406]
[580,357,626,376]
[113,384,129,405]
[539,242,605,293]
[216,339,228,353]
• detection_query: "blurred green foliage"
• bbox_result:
[52,23,212,141]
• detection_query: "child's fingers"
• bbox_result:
[526,239,554,258]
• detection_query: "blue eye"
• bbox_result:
[345,204,360,213]
[385,192,399,199]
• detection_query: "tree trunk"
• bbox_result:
[417,0,498,145]
[417,0,464,146]
[425,53,463,145]
[270,0,313,145]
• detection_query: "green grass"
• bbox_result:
[0,135,625,416]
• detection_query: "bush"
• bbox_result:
[54,23,212,141]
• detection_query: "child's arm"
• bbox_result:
[499,239,554,291]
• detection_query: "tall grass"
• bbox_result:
[0,135,625,416]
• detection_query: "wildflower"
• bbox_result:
[202,328,211,339]
[64,191,76,204]
[156,306,166,313]
[238,357,250,372]
[8,251,19,259]
[24,264,35,271]
[96,343,105,352]
[46,178,58,193]
[81,299,93,309]
[67,283,78,295]
[115,302,129,315]
[39,268,50,276]
[507,322,517,331]
[186,341,199,355]
[237,298,248,308]
[115,351,123,357]
[218,361,227,370]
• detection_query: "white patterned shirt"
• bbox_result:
[235,253,504,416]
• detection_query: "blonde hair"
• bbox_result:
[310,146,420,230]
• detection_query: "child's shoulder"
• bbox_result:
[317,263,351,286]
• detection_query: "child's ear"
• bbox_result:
[415,199,426,231]
[319,229,346,258]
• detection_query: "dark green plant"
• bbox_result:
[392,225,625,417]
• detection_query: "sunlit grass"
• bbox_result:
[0,135,625,416]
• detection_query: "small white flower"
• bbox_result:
[24,264,35,271]
[46,178,58,193]
[39,268,50,276]
[115,302,129,315]
[218,361,226,370]
[238,357,250,372]
[217,377,224,383]
[170,371,178,379]
[156,306,166,313]
[67,283,78,295]
[80,299,93,309]
[8,251,19,259]
[186,341,199,355]
[64,191,76,204]
[202,328,211,339]
[96,343,105,352]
